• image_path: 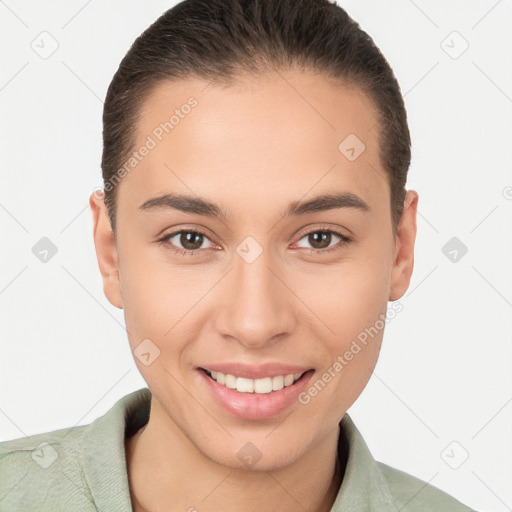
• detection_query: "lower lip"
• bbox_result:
[198,368,315,421]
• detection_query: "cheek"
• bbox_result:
[295,265,389,418]
[304,254,392,337]
[119,253,179,349]
[119,249,215,365]
[301,252,392,390]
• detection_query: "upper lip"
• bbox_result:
[199,363,313,380]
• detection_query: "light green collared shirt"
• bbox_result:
[0,387,476,511]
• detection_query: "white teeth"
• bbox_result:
[236,377,254,393]
[206,369,306,394]
[272,375,284,391]
[253,377,272,394]
[284,374,295,386]
[225,374,236,389]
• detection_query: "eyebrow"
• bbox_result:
[138,191,370,219]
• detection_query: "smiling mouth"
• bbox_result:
[200,368,314,394]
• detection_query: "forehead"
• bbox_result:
[118,69,387,220]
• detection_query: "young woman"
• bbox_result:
[0,1,476,510]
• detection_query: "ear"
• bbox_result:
[89,190,123,309]
[389,190,418,301]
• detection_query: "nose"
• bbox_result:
[215,243,297,350]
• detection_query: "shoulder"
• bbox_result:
[376,461,477,511]
[0,388,150,511]
[0,424,96,510]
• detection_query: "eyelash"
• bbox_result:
[157,226,352,257]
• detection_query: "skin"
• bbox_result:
[89,68,418,512]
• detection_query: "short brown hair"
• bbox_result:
[101,0,411,237]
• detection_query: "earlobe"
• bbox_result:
[388,190,419,301]
[89,191,123,309]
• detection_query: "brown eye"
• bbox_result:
[307,231,333,249]
[295,229,352,254]
[178,231,204,250]
[160,229,214,255]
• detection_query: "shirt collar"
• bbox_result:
[331,413,399,511]
[81,387,151,511]
[81,387,398,511]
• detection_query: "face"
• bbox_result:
[90,68,417,471]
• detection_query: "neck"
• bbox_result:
[125,399,345,512]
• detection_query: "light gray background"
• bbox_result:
[1,1,511,510]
